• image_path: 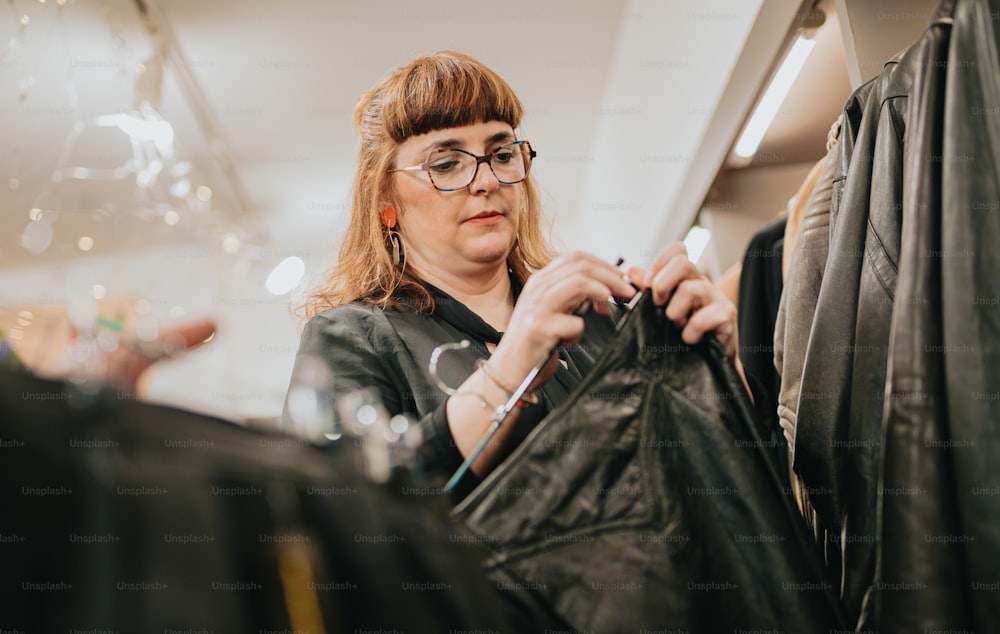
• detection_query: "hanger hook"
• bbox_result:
[428,339,473,396]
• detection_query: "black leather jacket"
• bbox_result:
[879,0,1000,631]
[795,50,904,630]
[454,291,847,632]
[794,0,1000,630]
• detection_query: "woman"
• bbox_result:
[288,51,749,489]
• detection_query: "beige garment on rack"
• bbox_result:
[781,158,826,282]
[781,116,844,282]
[773,117,842,456]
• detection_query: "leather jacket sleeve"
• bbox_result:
[286,304,466,479]
[793,66,898,624]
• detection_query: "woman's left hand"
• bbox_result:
[66,318,217,395]
[628,242,749,394]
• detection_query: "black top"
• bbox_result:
[737,215,786,424]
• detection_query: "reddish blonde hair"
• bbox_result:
[299,51,554,319]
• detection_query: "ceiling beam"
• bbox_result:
[834,0,944,88]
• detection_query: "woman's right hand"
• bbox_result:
[446,253,635,472]
[489,252,636,387]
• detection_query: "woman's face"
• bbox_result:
[390,120,522,281]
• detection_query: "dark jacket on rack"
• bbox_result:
[793,0,1000,630]
[879,0,1000,631]
[737,215,786,432]
[793,63,895,626]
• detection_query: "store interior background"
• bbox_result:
[0,0,939,423]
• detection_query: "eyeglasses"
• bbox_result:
[392,140,536,192]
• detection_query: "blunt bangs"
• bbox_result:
[379,52,524,142]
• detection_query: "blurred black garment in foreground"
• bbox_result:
[0,370,540,633]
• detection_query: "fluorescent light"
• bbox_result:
[734,36,816,159]
[683,226,712,264]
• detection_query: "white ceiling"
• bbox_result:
[0,0,822,268]
[0,0,847,419]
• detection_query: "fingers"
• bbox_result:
[60,318,217,396]
[520,253,636,341]
[156,319,217,356]
[648,252,700,306]
[632,246,741,358]
[664,279,713,325]
[663,279,737,357]
[113,318,217,393]
[628,242,688,290]
[498,253,627,375]
[627,242,694,305]
[645,242,688,282]
[545,275,621,316]
[111,350,153,392]
[513,252,633,341]
[534,252,635,302]
[679,294,737,353]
